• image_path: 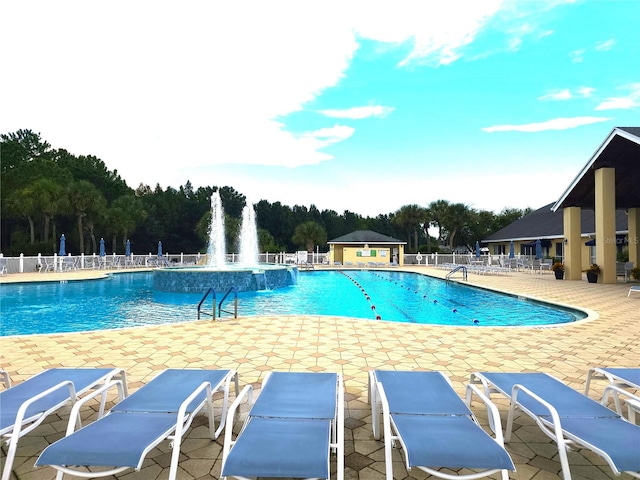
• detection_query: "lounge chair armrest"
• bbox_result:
[602,385,640,420]
[601,384,640,405]
[65,380,127,436]
[508,384,564,443]
[465,383,507,445]
[11,380,77,442]
[172,380,215,442]
[224,384,254,435]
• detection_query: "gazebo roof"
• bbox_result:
[552,127,640,211]
[328,230,406,244]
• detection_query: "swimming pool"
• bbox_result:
[0,270,586,336]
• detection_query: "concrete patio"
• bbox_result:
[1,266,638,480]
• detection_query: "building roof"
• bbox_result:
[483,203,629,243]
[328,230,406,244]
[552,127,640,211]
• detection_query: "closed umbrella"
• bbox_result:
[535,239,543,259]
[158,241,163,257]
[125,239,131,257]
[475,241,480,258]
[59,234,66,256]
[99,238,105,257]
[509,240,515,259]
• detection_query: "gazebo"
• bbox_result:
[327,230,406,266]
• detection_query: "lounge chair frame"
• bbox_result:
[585,367,640,422]
[369,370,514,480]
[0,368,126,480]
[221,371,344,480]
[470,371,640,480]
[36,369,239,480]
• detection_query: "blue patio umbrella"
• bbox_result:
[125,239,131,257]
[59,234,66,256]
[99,238,105,257]
[509,240,515,259]
[535,239,543,259]
[475,241,480,258]
[158,241,163,257]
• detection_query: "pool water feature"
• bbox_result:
[157,192,293,293]
[0,270,587,336]
[153,264,298,293]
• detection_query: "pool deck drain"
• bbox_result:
[1,266,638,480]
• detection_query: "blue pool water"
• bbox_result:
[0,270,585,336]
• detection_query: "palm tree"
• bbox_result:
[29,178,67,245]
[107,195,147,253]
[427,200,450,246]
[85,195,107,254]
[392,204,426,252]
[442,203,472,250]
[5,187,38,243]
[67,180,106,254]
[292,221,327,252]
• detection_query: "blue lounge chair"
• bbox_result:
[36,368,239,480]
[586,367,640,392]
[470,371,640,480]
[369,370,515,480]
[221,371,344,480]
[585,367,640,422]
[0,367,126,480]
[629,285,640,297]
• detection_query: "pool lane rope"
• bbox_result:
[368,271,480,325]
[337,271,382,320]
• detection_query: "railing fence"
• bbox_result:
[0,251,543,275]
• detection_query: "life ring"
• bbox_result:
[416,253,423,263]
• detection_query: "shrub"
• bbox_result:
[584,264,601,275]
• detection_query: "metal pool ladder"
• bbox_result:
[197,287,238,320]
[446,265,467,281]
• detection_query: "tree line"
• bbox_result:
[1,129,531,257]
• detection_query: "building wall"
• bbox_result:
[342,247,390,264]
[329,244,405,266]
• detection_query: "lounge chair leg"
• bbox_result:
[1,436,18,480]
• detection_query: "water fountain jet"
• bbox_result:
[153,192,297,293]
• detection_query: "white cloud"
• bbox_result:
[302,125,356,145]
[0,0,591,198]
[219,168,570,217]
[0,0,510,182]
[594,83,640,110]
[568,38,615,65]
[539,89,572,101]
[595,38,616,51]
[482,116,612,133]
[569,49,585,63]
[537,29,554,40]
[595,98,638,110]
[538,87,595,101]
[319,106,395,119]
[577,87,595,97]
[351,0,506,67]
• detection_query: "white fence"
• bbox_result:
[0,251,539,275]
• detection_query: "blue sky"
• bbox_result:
[1,0,638,217]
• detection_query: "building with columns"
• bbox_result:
[552,127,639,283]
